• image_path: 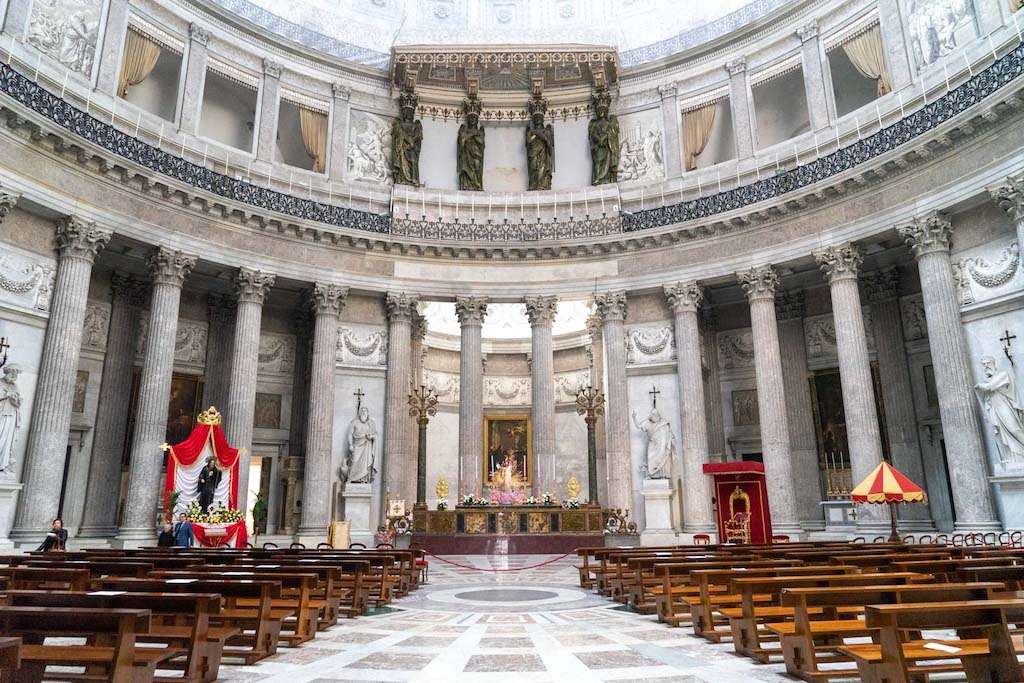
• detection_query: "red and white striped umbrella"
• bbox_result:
[850,461,927,505]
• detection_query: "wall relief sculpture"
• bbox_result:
[253,392,282,429]
[633,408,674,479]
[347,111,392,183]
[0,251,55,312]
[617,114,664,182]
[26,0,103,78]
[483,377,531,406]
[732,389,759,426]
[554,369,591,403]
[804,311,875,359]
[976,356,1024,467]
[72,370,89,413]
[0,364,23,473]
[424,369,460,404]
[717,330,755,370]
[626,326,675,364]
[338,327,387,366]
[901,295,928,341]
[258,334,296,375]
[135,318,208,367]
[905,0,978,70]
[953,241,1020,306]
[81,302,110,350]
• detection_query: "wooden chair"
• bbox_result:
[693,534,710,545]
[771,535,790,543]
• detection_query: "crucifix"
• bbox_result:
[353,387,364,411]
[1001,329,1016,366]
[649,385,660,409]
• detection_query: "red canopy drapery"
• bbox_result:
[192,520,248,548]
[163,407,242,511]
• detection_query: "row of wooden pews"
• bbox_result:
[0,544,426,682]
[578,540,1024,681]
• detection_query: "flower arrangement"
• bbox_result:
[184,499,244,524]
[375,526,394,546]
[461,494,476,506]
[489,487,526,505]
[477,497,490,506]
[541,492,554,505]
[562,497,581,510]
[525,496,538,505]
[436,498,449,511]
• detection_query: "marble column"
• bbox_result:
[201,294,235,411]
[664,283,715,534]
[898,212,1000,530]
[726,57,755,160]
[78,273,147,538]
[383,293,416,504]
[297,284,346,538]
[10,218,111,541]
[701,306,728,463]
[456,297,488,496]
[585,315,608,503]
[797,20,831,131]
[737,267,800,534]
[94,0,130,96]
[658,82,682,179]
[775,291,824,530]
[863,267,933,528]
[525,296,557,495]
[815,244,887,529]
[595,292,632,514]
[178,24,210,136]
[256,60,283,165]
[287,309,313,460]
[116,247,196,544]
[405,309,427,503]
[225,268,275,512]
[877,0,913,91]
[329,84,352,181]
[989,178,1024,252]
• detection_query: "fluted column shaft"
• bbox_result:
[456,297,488,495]
[526,297,557,495]
[701,308,727,462]
[899,214,999,529]
[738,267,800,532]
[665,284,714,533]
[816,245,886,528]
[596,293,632,513]
[384,294,416,504]
[117,248,196,543]
[298,285,346,535]
[329,84,352,181]
[288,312,312,459]
[11,219,111,540]
[201,294,235,411]
[225,269,275,511]
[78,274,146,537]
[776,292,823,529]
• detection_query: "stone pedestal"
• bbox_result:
[822,500,857,535]
[640,478,677,546]
[0,481,24,549]
[342,482,374,548]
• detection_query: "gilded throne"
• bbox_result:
[723,486,751,544]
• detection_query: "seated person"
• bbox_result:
[157,522,175,547]
[36,517,67,552]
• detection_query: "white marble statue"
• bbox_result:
[632,408,675,479]
[0,365,22,473]
[976,356,1024,466]
[345,406,378,484]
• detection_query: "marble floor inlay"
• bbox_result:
[208,553,817,682]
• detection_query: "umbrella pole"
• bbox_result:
[888,501,901,543]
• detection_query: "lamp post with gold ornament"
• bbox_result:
[575,385,605,505]
[408,385,438,508]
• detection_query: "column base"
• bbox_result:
[294,525,328,548]
[640,530,679,546]
[113,527,158,549]
[855,521,894,537]
[76,525,119,539]
[770,522,805,541]
[954,520,1004,533]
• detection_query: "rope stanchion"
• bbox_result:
[423,551,574,572]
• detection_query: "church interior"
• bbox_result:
[1,0,1024,679]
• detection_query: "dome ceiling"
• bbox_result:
[206,0,794,69]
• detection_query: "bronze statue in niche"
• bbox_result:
[457,94,485,191]
[589,86,619,185]
[525,93,554,191]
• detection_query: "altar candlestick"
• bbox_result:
[717,171,722,194]
[876,103,883,130]
[520,193,524,221]
[135,110,141,138]
[854,115,861,139]
[569,192,573,219]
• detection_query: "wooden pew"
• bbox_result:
[0,567,90,591]
[0,605,183,683]
[839,599,1024,683]
[771,582,1001,683]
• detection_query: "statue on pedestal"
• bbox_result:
[197,457,222,513]
[346,406,378,484]
[976,356,1024,465]
[589,86,619,186]
[458,94,485,191]
[0,364,22,473]
[391,87,422,187]
[633,409,675,479]
[525,93,554,191]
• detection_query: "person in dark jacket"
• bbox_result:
[172,513,195,547]
[157,523,175,547]
[37,518,67,551]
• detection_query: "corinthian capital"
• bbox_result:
[0,188,19,224]
[815,243,863,283]
[989,177,1024,222]
[234,267,275,304]
[310,283,348,317]
[263,59,283,79]
[797,20,818,42]
[411,309,428,341]
[386,292,418,322]
[189,23,209,45]
[897,211,953,259]
[861,268,901,303]
[726,57,747,76]
[147,246,197,287]
[737,265,779,301]
[524,296,558,326]
[111,272,148,308]
[455,296,489,326]
[56,217,112,263]
[774,290,805,320]
[594,291,627,322]
[664,282,704,314]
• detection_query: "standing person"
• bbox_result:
[36,518,67,552]
[157,523,175,547]
[173,512,195,547]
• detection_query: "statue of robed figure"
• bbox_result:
[976,356,1024,465]
[589,86,619,185]
[197,456,222,512]
[525,93,554,191]
[632,408,675,479]
[391,87,422,186]
[458,95,485,191]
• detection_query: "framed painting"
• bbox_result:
[808,365,890,465]
[483,415,532,490]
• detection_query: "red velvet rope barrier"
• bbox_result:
[422,551,574,572]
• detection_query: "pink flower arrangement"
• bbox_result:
[488,487,527,505]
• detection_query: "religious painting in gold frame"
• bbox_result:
[483,415,532,490]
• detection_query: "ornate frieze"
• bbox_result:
[81,302,110,350]
[555,369,591,403]
[135,317,208,366]
[424,369,460,404]
[900,294,928,341]
[347,111,392,183]
[804,310,876,359]
[337,326,388,366]
[257,333,296,375]
[951,240,1021,306]
[389,216,622,240]
[625,325,675,365]
[717,330,755,370]
[0,249,55,312]
[483,377,531,406]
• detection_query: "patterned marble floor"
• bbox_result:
[214,553,802,683]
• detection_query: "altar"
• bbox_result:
[411,505,605,554]
[192,520,248,548]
